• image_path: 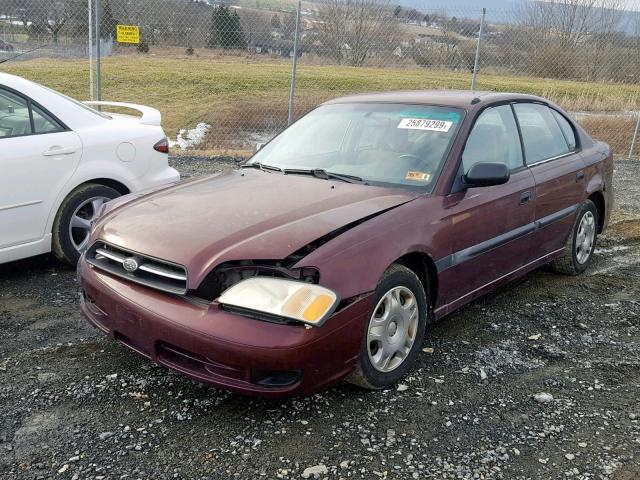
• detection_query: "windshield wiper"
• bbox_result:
[284,168,366,184]
[241,162,283,173]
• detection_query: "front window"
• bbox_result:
[462,105,524,172]
[248,103,464,190]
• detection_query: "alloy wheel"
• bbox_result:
[68,196,109,253]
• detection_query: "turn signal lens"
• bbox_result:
[218,278,339,327]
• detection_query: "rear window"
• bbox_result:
[40,84,112,120]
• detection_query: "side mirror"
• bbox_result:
[255,142,265,152]
[463,162,510,187]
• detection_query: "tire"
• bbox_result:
[551,199,598,276]
[347,263,428,390]
[52,183,121,265]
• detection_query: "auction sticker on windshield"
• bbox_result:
[398,118,453,132]
[405,171,432,182]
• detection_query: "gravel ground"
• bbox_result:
[1,157,639,480]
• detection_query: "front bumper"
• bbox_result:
[78,260,373,398]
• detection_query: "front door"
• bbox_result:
[0,87,82,249]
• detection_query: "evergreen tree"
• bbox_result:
[228,11,246,49]
[207,6,224,47]
[207,6,246,50]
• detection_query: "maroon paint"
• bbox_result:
[79,91,614,397]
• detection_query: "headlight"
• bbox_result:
[217,277,340,327]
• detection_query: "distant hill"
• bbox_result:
[390,0,520,22]
[387,0,639,32]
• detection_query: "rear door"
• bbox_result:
[513,103,585,254]
[0,87,82,249]
[438,104,536,307]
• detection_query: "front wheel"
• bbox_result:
[551,199,598,275]
[347,264,428,390]
[52,184,121,265]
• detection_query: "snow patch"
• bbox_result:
[594,245,630,255]
[168,123,211,150]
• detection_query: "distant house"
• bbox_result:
[252,37,297,57]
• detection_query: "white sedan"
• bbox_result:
[0,73,179,265]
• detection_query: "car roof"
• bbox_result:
[322,90,547,109]
[0,72,107,128]
[0,72,36,90]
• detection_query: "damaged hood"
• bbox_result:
[94,169,419,286]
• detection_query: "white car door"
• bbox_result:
[0,87,82,249]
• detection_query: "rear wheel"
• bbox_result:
[551,199,598,275]
[52,184,120,265]
[347,264,428,390]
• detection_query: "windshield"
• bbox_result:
[248,103,463,190]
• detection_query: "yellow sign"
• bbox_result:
[116,25,140,44]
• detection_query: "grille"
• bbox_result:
[86,241,188,295]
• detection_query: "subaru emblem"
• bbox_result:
[122,257,139,273]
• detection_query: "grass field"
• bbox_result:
[2,53,639,155]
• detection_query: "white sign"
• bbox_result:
[397,118,453,132]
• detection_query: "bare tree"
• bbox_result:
[517,0,623,78]
[45,1,70,44]
[317,0,398,66]
[519,0,622,47]
[585,0,623,79]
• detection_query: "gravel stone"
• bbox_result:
[302,464,328,478]
[534,392,554,403]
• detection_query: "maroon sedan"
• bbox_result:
[78,91,613,397]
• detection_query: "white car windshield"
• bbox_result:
[247,103,463,190]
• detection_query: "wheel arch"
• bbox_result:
[587,190,605,234]
[83,178,131,196]
[47,176,132,233]
[393,251,438,315]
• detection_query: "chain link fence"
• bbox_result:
[1,0,640,158]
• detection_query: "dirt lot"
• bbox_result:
[1,158,639,480]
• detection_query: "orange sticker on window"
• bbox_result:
[405,171,432,182]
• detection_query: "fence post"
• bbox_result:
[287,0,302,126]
[95,0,102,102]
[88,0,94,100]
[629,112,640,160]
[471,7,486,92]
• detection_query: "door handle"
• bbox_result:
[576,170,585,182]
[43,146,76,157]
[519,191,532,205]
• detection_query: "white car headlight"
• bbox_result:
[218,277,340,327]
